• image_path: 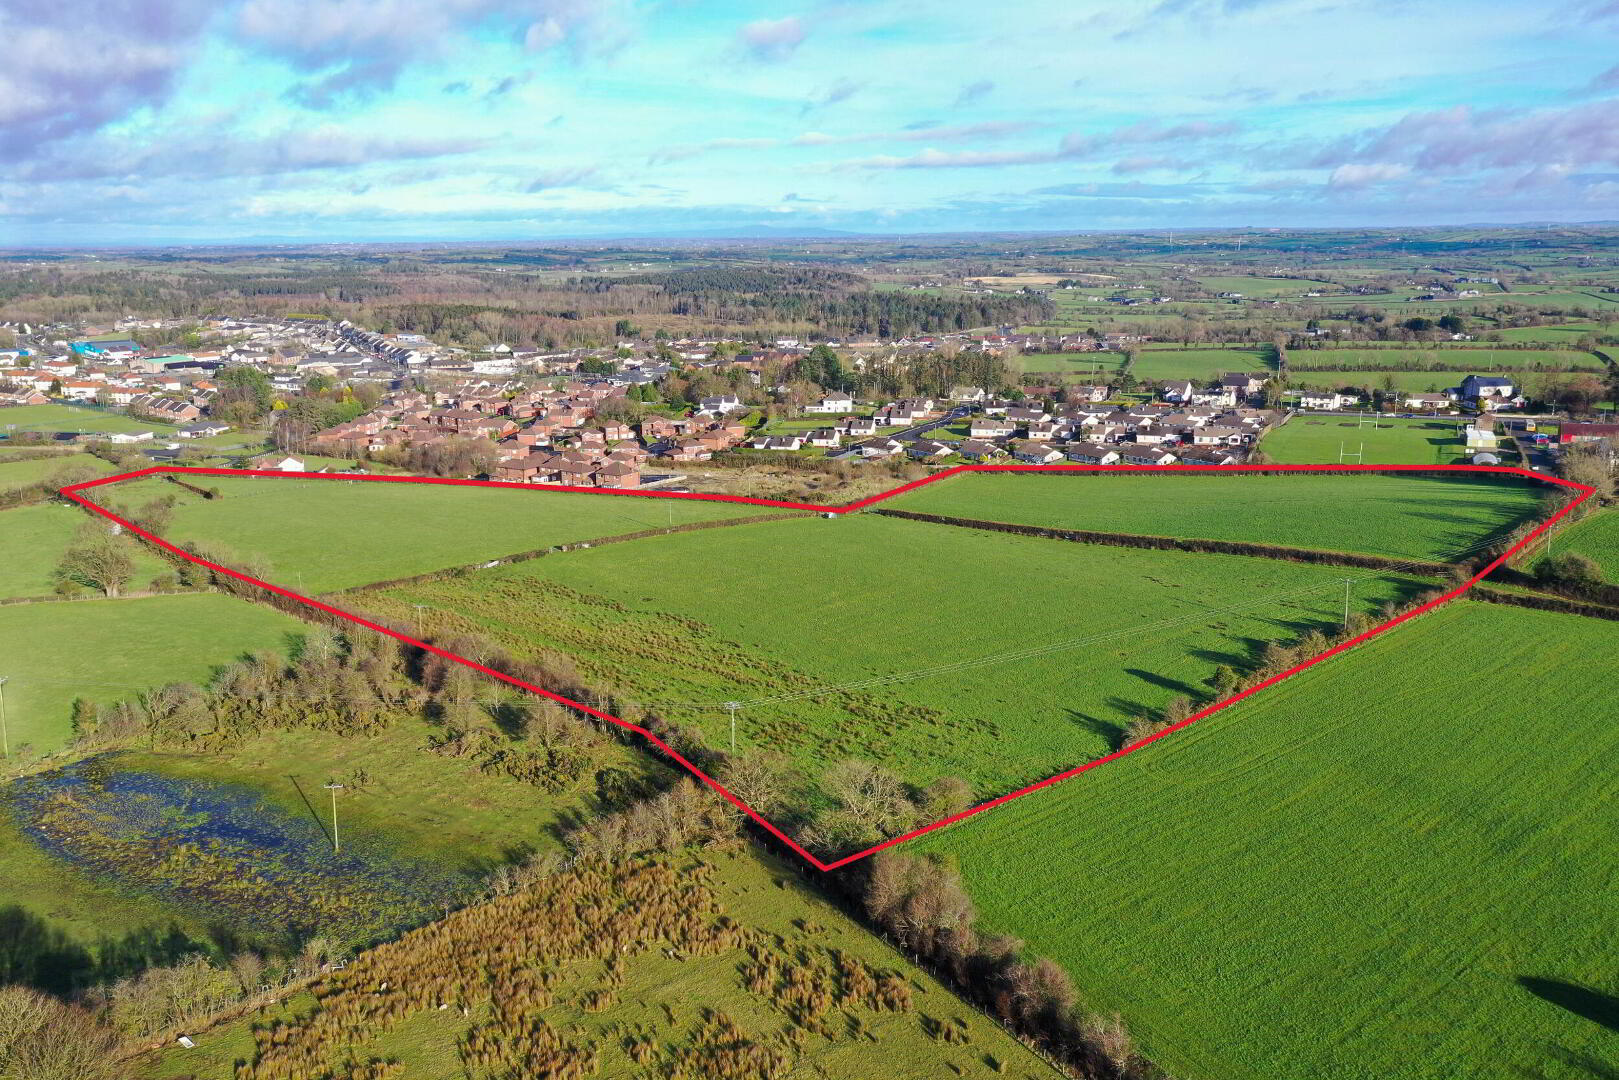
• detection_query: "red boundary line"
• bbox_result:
[60,462,1592,872]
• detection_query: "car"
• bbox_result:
[1399,413,1414,418]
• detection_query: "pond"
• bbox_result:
[6,756,470,946]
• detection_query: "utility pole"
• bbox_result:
[1343,579,1354,631]
[724,701,740,754]
[0,676,9,759]
[324,781,344,854]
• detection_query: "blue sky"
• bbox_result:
[3,0,1619,244]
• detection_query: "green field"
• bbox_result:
[0,502,171,601]
[1132,347,1271,382]
[0,453,114,493]
[1195,274,1334,297]
[0,403,179,435]
[914,601,1619,1080]
[1289,347,1595,371]
[356,515,1430,819]
[882,471,1543,561]
[1544,507,1619,581]
[1289,369,1474,392]
[136,847,1057,1080]
[1492,323,1605,343]
[98,472,795,592]
[0,593,304,752]
[1013,352,1127,375]
[1260,416,1497,465]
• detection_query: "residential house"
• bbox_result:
[1011,441,1064,464]
[1064,443,1121,465]
[969,417,1016,440]
[697,394,745,416]
[805,428,841,449]
[906,439,952,460]
[955,439,1001,461]
[176,422,231,438]
[1121,447,1178,465]
[1178,447,1241,465]
[1299,391,1359,410]
[805,393,856,414]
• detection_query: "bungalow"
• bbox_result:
[748,434,804,451]
[1121,447,1177,465]
[106,430,156,444]
[853,437,904,458]
[1012,441,1064,464]
[838,416,880,438]
[805,393,856,414]
[906,439,953,460]
[1178,447,1241,465]
[251,455,306,472]
[176,422,231,439]
[1193,426,1246,446]
[805,428,841,448]
[970,418,1017,440]
[1402,393,1452,411]
[949,386,988,403]
[1064,442,1121,465]
[1132,425,1177,446]
[1026,420,1067,442]
[955,439,1001,461]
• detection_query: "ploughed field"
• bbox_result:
[353,513,1434,840]
[880,471,1543,561]
[913,601,1619,1080]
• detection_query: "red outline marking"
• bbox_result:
[60,463,1592,871]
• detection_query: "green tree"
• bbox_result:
[57,525,137,597]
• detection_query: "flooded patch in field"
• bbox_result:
[6,756,467,945]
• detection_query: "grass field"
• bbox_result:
[357,515,1430,821]
[0,453,114,493]
[1131,347,1271,382]
[1492,323,1605,343]
[1260,416,1491,465]
[1288,369,1477,392]
[913,601,1619,1080]
[1289,347,1595,371]
[881,471,1545,561]
[135,847,1057,1080]
[0,502,171,601]
[0,403,179,435]
[1013,352,1128,375]
[95,472,795,592]
[1543,507,1619,581]
[1195,274,1335,297]
[0,593,304,752]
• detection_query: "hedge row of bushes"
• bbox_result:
[339,511,810,595]
[873,508,1456,574]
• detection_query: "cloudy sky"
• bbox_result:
[3,0,1619,244]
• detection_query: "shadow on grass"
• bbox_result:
[1518,977,1619,1033]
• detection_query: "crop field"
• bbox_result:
[0,502,171,601]
[93,472,795,592]
[1131,347,1271,381]
[0,403,180,435]
[0,593,304,752]
[1544,507,1619,580]
[913,601,1619,1080]
[1259,416,1487,465]
[355,515,1430,827]
[136,847,1056,1080]
[881,471,1545,561]
[1288,347,1596,371]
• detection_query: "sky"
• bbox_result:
[3,0,1619,244]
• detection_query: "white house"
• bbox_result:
[1299,391,1359,410]
[805,394,855,414]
